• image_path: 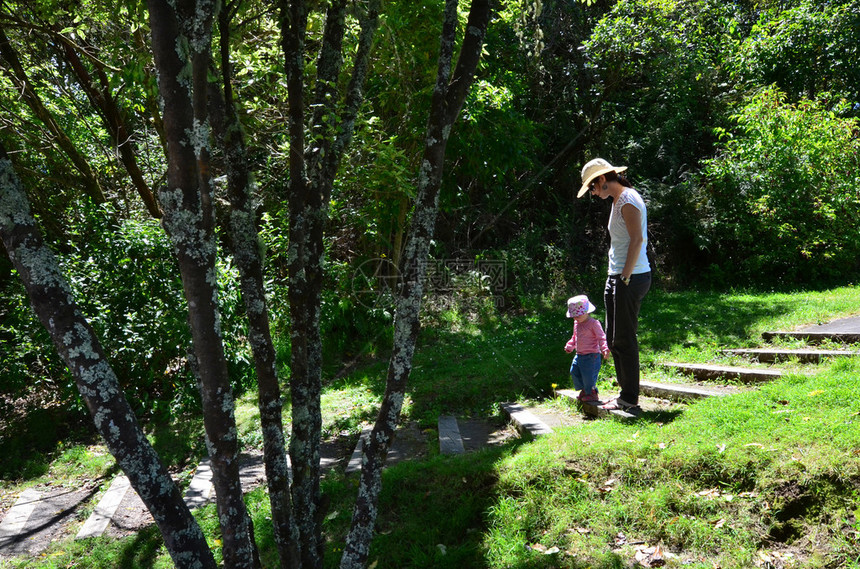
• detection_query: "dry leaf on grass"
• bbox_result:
[634,543,666,567]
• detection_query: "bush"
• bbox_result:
[695,88,860,287]
[2,201,258,424]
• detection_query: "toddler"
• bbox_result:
[564,295,610,402]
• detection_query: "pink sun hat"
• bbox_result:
[566,295,596,318]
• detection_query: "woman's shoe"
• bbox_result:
[600,397,638,411]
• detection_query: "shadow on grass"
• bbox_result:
[347,443,520,569]
[113,524,164,569]
[639,289,794,351]
[636,408,684,425]
[148,412,208,466]
[324,289,792,428]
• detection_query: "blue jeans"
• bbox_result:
[570,352,601,393]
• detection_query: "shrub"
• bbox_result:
[695,88,860,287]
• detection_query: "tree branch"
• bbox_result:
[0,22,107,204]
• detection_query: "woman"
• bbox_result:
[578,158,651,412]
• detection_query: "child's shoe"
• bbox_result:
[580,389,599,403]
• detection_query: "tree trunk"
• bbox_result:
[278,0,381,565]
[339,2,491,567]
[0,146,216,569]
[211,6,298,568]
[146,0,259,567]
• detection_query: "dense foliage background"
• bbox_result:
[1,0,859,445]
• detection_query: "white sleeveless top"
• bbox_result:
[608,188,650,275]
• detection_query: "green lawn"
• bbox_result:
[3,286,860,568]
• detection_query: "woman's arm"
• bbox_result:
[620,203,643,280]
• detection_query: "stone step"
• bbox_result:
[75,476,131,540]
[500,402,554,436]
[345,422,430,474]
[762,331,860,344]
[0,487,91,557]
[182,459,214,511]
[438,415,465,455]
[662,362,784,383]
[0,489,41,552]
[639,380,727,402]
[762,316,860,345]
[722,347,858,363]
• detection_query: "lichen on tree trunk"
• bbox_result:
[339,1,491,567]
[146,0,259,567]
[0,148,216,569]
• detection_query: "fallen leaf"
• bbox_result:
[635,543,666,567]
[528,543,547,553]
[808,390,824,397]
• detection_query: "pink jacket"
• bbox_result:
[565,317,609,355]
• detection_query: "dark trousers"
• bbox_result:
[604,272,651,405]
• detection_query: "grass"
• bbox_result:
[2,286,860,568]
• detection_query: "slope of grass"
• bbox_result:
[3,286,859,568]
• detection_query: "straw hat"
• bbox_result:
[577,158,627,198]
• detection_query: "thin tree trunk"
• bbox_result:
[0,146,216,569]
[339,2,490,567]
[278,0,380,566]
[212,5,298,568]
[146,1,259,567]
[0,24,106,204]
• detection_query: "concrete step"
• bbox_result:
[0,489,42,553]
[662,362,784,383]
[762,331,860,344]
[345,422,431,474]
[500,402,554,436]
[639,380,727,402]
[438,415,465,455]
[723,347,858,363]
[75,476,131,540]
[762,316,860,345]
